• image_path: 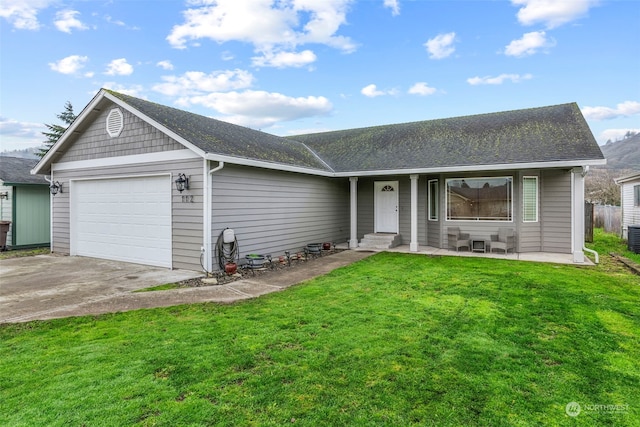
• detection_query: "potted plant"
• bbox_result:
[225,262,237,275]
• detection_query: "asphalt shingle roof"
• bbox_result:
[290,103,604,172]
[108,91,332,172]
[0,156,48,185]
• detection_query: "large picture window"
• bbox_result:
[446,177,513,221]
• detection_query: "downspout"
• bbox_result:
[209,161,225,175]
[203,162,224,272]
[581,166,599,264]
[44,174,54,252]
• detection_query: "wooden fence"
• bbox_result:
[594,204,621,234]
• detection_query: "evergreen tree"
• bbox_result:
[38,101,76,158]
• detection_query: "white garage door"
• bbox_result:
[72,175,172,267]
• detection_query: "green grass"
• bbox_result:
[1,236,639,426]
[587,228,640,265]
[0,247,50,260]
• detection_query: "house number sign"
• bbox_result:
[181,195,194,203]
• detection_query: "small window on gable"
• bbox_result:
[106,108,124,137]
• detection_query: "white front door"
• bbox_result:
[374,181,399,233]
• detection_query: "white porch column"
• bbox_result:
[410,174,419,252]
[571,167,585,263]
[349,177,359,249]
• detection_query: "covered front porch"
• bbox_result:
[336,241,595,266]
[346,168,591,264]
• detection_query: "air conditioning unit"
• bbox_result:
[628,225,640,254]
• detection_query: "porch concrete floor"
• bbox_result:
[337,243,595,266]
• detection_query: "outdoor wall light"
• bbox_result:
[175,173,189,193]
[49,181,62,196]
[0,192,8,200]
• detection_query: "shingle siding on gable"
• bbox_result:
[58,105,184,163]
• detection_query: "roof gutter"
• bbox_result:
[331,158,607,177]
[203,153,334,177]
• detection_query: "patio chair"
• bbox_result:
[447,227,470,252]
[490,228,516,254]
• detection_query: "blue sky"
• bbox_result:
[1,0,639,153]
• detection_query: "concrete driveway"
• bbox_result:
[0,251,375,324]
[0,255,201,323]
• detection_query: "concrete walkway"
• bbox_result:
[0,251,374,323]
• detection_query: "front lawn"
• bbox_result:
[1,243,638,425]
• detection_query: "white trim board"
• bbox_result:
[52,149,200,172]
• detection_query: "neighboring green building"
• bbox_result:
[0,156,50,249]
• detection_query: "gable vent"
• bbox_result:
[106,108,124,137]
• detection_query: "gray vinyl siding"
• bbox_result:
[620,179,640,239]
[58,104,184,163]
[50,157,204,270]
[518,170,541,252]
[210,165,349,267]
[357,177,374,239]
[541,169,572,253]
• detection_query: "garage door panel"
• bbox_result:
[73,176,172,268]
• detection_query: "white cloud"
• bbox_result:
[467,73,533,85]
[424,32,456,59]
[581,101,640,121]
[252,50,317,68]
[0,116,45,139]
[0,0,53,30]
[54,9,88,33]
[384,0,400,16]
[598,128,640,144]
[183,90,333,129]
[512,0,598,29]
[504,31,555,57]
[361,84,387,97]
[49,55,89,75]
[408,82,437,96]
[105,58,133,76]
[153,69,254,97]
[166,0,356,68]
[157,60,174,70]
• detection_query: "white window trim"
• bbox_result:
[445,176,514,222]
[523,176,539,223]
[428,179,438,221]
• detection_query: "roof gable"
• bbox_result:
[291,103,605,172]
[106,91,332,172]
